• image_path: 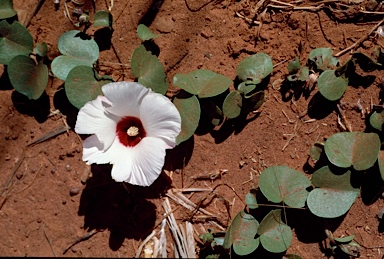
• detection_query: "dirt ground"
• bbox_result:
[1,0,384,258]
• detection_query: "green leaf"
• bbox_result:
[288,57,301,73]
[258,166,311,208]
[65,66,113,109]
[236,53,273,84]
[93,10,113,27]
[307,166,359,218]
[222,90,242,119]
[258,209,292,253]
[35,42,48,57]
[0,20,33,65]
[308,48,339,71]
[317,70,348,101]
[324,132,380,171]
[310,143,324,161]
[173,69,232,98]
[244,91,265,111]
[369,111,384,131]
[173,95,200,145]
[238,81,256,95]
[287,58,309,82]
[334,235,355,244]
[245,189,258,209]
[377,151,384,182]
[51,30,99,80]
[223,210,260,256]
[137,24,159,41]
[0,0,16,19]
[8,55,48,100]
[131,44,167,95]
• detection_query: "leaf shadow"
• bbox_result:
[0,66,13,90]
[164,135,194,170]
[307,92,337,120]
[94,27,113,52]
[360,162,384,205]
[138,0,164,26]
[78,164,172,251]
[53,85,79,129]
[11,90,50,123]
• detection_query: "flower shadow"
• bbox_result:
[78,164,172,250]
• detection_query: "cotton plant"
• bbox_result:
[75,82,181,186]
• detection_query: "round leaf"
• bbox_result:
[8,55,48,100]
[334,235,355,244]
[238,81,256,95]
[93,10,113,28]
[317,70,348,101]
[173,69,232,98]
[258,166,311,208]
[0,0,16,19]
[65,66,113,109]
[223,210,260,255]
[137,24,159,41]
[324,132,380,171]
[222,90,242,119]
[51,30,99,80]
[131,44,168,95]
[310,143,323,161]
[258,209,292,253]
[308,48,339,71]
[369,111,384,131]
[0,20,33,65]
[236,53,273,83]
[173,95,200,145]
[307,166,359,218]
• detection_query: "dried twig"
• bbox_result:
[43,223,57,257]
[27,124,70,147]
[63,229,102,255]
[1,153,25,197]
[135,230,157,258]
[335,18,384,57]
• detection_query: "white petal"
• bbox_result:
[128,137,167,186]
[102,82,150,117]
[140,92,181,148]
[75,96,118,150]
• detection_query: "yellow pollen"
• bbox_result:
[127,126,139,137]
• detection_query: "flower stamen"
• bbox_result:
[127,126,139,137]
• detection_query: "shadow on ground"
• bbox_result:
[78,164,172,251]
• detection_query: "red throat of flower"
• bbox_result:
[116,116,146,147]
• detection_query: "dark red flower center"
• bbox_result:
[116,116,146,147]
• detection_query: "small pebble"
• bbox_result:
[62,200,67,205]
[65,164,72,172]
[69,187,80,196]
[15,172,23,180]
[5,153,11,161]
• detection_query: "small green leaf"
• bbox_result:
[131,44,168,95]
[223,210,260,256]
[65,66,113,109]
[173,95,200,145]
[288,57,301,73]
[259,166,311,208]
[222,90,242,119]
[0,0,16,19]
[308,48,339,70]
[0,20,33,65]
[35,42,48,57]
[258,209,292,253]
[238,81,256,95]
[317,70,348,101]
[310,143,324,161]
[8,55,48,100]
[173,69,232,98]
[324,132,380,171]
[244,91,265,112]
[51,30,99,80]
[236,53,273,84]
[307,166,359,218]
[245,189,258,209]
[93,10,113,27]
[137,24,159,41]
[369,111,384,131]
[334,235,355,244]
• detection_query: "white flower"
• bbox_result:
[75,82,181,186]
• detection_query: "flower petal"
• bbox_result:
[75,96,118,150]
[140,92,181,148]
[128,137,167,186]
[102,82,150,117]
